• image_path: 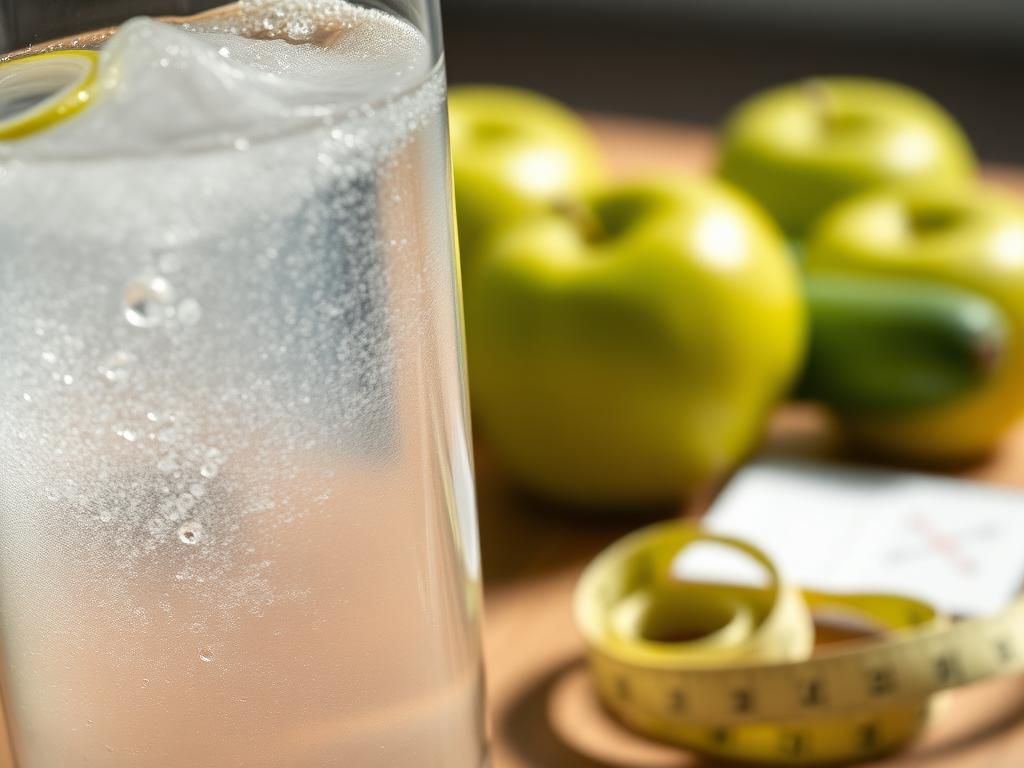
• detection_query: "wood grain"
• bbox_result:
[480,115,1024,768]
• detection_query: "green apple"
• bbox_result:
[805,185,1024,462]
[466,177,806,507]
[448,86,606,263]
[719,78,976,237]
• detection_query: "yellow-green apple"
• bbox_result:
[448,86,606,264]
[719,78,976,237]
[465,176,806,507]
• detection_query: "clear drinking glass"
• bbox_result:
[0,2,486,766]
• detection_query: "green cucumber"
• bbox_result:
[795,274,1009,413]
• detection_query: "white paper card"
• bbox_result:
[675,459,1024,617]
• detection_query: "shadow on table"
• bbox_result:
[472,405,847,590]
[499,656,704,768]
[474,443,688,589]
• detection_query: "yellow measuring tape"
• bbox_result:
[574,522,1024,765]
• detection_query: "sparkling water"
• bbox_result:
[0,3,484,766]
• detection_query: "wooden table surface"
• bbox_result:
[479,115,1024,768]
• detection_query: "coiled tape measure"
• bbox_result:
[575,522,1024,765]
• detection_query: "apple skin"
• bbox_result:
[448,86,606,264]
[805,185,1024,462]
[719,78,976,237]
[465,177,806,507]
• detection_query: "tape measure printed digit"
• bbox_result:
[574,522,1024,765]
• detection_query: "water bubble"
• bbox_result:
[199,648,214,663]
[146,411,161,423]
[124,276,176,329]
[178,521,204,545]
[177,298,203,326]
[40,351,57,366]
[200,447,225,479]
[157,498,178,521]
[189,483,206,499]
[119,428,138,443]
[62,374,74,386]
[176,493,196,514]
[157,455,179,474]
[22,393,32,403]
[98,350,136,384]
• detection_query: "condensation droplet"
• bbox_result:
[199,648,214,663]
[119,429,138,443]
[178,521,204,545]
[62,374,74,385]
[200,447,225,479]
[176,493,196,514]
[98,350,137,384]
[40,351,57,365]
[177,298,203,326]
[189,483,206,498]
[157,456,179,474]
[124,276,176,329]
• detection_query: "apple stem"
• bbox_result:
[552,199,606,243]
[803,78,836,124]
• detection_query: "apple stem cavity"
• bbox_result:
[803,78,838,127]
[552,198,607,243]
[908,206,964,235]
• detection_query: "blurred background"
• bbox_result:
[443,0,1024,163]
